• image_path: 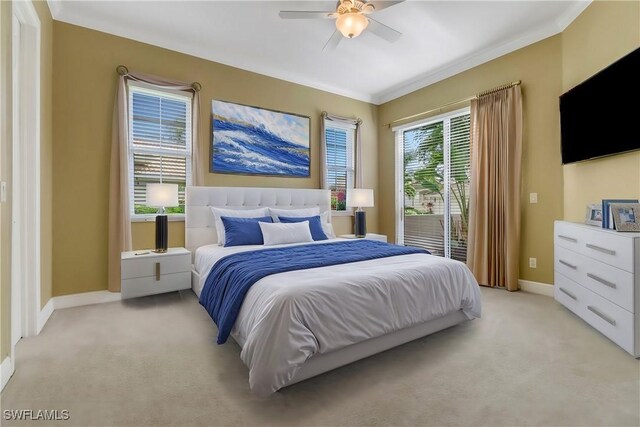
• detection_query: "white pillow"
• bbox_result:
[269,207,320,222]
[321,221,336,239]
[259,221,313,246]
[210,207,269,245]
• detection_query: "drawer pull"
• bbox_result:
[559,259,577,270]
[587,306,616,326]
[559,287,577,300]
[155,262,160,281]
[586,273,616,289]
[585,243,616,256]
[557,234,577,243]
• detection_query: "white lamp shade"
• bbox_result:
[346,188,374,208]
[146,183,179,208]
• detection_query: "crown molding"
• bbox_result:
[371,1,592,105]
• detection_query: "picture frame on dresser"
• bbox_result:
[602,199,639,229]
[610,203,640,232]
[585,204,602,226]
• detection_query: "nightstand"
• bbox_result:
[339,233,388,243]
[121,248,191,299]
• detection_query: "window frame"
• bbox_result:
[323,119,356,216]
[127,82,193,222]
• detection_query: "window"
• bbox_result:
[324,122,355,211]
[395,108,471,261]
[128,84,192,218]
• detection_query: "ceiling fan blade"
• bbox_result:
[323,30,343,52]
[364,1,405,13]
[279,11,336,19]
[367,17,402,43]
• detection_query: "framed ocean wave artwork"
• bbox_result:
[211,100,310,177]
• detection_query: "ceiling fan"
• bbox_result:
[279,0,405,51]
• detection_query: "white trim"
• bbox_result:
[52,291,122,310]
[392,107,470,133]
[12,0,42,345]
[47,1,590,105]
[372,2,592,104]
[1,356,14,391]
[519,279,554,297]
[37,299,54,334]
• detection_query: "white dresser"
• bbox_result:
[554,221,640,357]
[121,248,191,299]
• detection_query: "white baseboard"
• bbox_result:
[1,356,14,391]
[519,279,554,297]
[52,290,122,310]
[37,299,54,334]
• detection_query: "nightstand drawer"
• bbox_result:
[121,272,191,299]
[121,253,190,280]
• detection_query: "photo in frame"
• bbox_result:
[610,203,640,232]
[585,204,603,226]
[211,100,310,177]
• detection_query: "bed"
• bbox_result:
[186,186,481,396]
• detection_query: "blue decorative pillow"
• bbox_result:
[278,215,328,241]
[221,216,273,247]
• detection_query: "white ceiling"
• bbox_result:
[48,0,590,104]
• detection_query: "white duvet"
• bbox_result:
[195,239,482,396]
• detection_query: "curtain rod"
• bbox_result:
[116,65,202,92]
[384,80,521,128]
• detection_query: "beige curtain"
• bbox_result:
[320,112,363,188]
[467,85,523,291]
[108,67,202,292]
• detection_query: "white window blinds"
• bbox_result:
[324,124,355,211]
[128,84,192,217]
[399,109,471,261]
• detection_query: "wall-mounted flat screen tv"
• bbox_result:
[560,47,640,164]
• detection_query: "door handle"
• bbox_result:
[155,262,160,281]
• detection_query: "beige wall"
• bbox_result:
[561,1,640,221]
[0,0,53,361]
[52,22,378,297]
[378,35,564,285]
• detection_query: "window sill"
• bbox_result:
[131,215,185,223]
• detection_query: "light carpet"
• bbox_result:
[1,287,638,426]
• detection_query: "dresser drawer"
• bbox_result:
[555,246,634,313]
[580,282,635,355]
[555,222,635,273]
[554,272,585,315]
[555,272,635,355]
[122,253,190,280]
[121,271,191,299]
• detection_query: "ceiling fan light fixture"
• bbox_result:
[336,12,369,38]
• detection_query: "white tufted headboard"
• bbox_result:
[185,186,331,255]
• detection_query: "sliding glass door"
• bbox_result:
[396,109,471,261]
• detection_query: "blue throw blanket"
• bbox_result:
[200,240,429,344]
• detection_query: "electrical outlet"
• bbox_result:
[529,192,538,203]
[529,257,537,268]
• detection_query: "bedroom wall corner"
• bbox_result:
[51,22,379,297]
[378,35,564,286]
[35,0,54,309]
[561,0,640,222]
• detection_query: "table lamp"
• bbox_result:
[346,188,374,238]
[146,183,179,253]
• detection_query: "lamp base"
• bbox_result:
[354,210,367,238]
[154,215,168,253]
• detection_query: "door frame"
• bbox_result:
[393,107,470,251]
[11,0,41,348]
